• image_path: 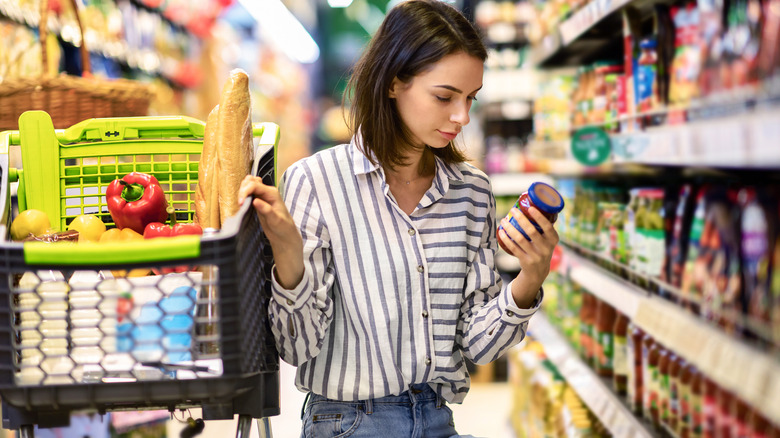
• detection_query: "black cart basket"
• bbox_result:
[0,111,280,434]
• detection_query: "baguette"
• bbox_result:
[216,69,253,225]
[194,105,221,229]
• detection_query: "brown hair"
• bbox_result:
[344,0,487,170]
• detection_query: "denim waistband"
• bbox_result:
[303,383,443,418]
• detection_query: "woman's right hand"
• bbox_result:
[238,175,304,289]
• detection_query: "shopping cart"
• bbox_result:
[0,111,281,437]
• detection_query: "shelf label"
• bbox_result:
[571,127,611,166]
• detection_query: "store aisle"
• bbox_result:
[167,361,515,437]
[449,382,515,438]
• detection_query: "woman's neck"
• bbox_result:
[387,147,435,185]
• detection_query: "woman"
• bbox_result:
[238,0,559,436]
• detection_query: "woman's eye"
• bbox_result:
[468,96,478,102]
[435,96,451,102]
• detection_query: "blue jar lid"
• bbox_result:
[640,38,657,49]
[528,182,564,214]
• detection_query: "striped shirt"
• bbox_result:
[268,139,542,404]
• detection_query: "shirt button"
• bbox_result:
[408,228,416,236]
[422,310,429,318]
[506,310,515,317]
[425,357,432,366]
[286,299,294,306]
[417,265,424,273]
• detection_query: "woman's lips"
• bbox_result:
[438,130,458,141]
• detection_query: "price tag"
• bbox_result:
[741,355,773,407]
[648,129,677,165]
[749,112,780,165]
[676,125,694,162]
[559,18,580,44]
[764,373,780,426]
[612,133,650,161]
[712,340,737,387]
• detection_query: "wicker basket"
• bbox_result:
[0,0,153,130]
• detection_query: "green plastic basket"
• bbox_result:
[0,110,279,265]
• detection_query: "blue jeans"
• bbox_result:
[300,383,464,438]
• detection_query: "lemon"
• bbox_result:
[68,214,107,243]
[10,209,52,241]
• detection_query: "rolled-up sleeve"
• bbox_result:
[268,164,336,366]
[456,191,542,365]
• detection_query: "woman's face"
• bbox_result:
[389,52,483,149]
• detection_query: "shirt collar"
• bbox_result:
[348,136,465,184]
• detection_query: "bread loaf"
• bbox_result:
[195,105,221,229]
[216,69,253,224]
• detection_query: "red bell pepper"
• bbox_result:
[143,207,203,238]
[144,222,203,238]
[144,207,203,274]
[107,172,169,234]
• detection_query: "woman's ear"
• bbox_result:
[388,77,402,98]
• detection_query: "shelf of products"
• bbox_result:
[487,0,780,435]
[610,106,780,168]
[529,0,633,67]
[542,256,780,437]
[531,100,780,169]
[509,336,616,437]
[0,0,202,87]
[528,311,655,437]
[528,0,780,169]
[492,172,555,197]
[560,242,780,427]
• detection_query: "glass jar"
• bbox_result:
[497,182,564,253]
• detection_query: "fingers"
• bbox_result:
[521,207,560,247]
[509,208,541,243]
[500,207,559,262]
[238,175,280,206]
[498,227,528,257]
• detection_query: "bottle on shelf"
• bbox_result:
[703,377,717,438]
[691,367,704,438]
[733,397,751,438]
[669,354,685,433]
[717,386,737,438]
[644,334,660,426]
[636,38,660,113]
[627,322,645,416]
[594,299,617,378]
[612,312,629,396]
[679,362,695,438]
[579,292,597,367]
[658,347,671,431]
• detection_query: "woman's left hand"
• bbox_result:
[498,206,559,308]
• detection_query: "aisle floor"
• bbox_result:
[167,361,516,437]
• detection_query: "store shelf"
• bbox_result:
[528,312,654,438]
[0,0,190,82]
[491,172,555,197]
[529,107,780,172]
[612,108,780,168]
[528,1,624,68]
[529,0,658,68]
[561,243,780,426]
[482,69,538,103]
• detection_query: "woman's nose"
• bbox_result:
[451,102,470,126]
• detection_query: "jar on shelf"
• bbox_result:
[590,62,624,126]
